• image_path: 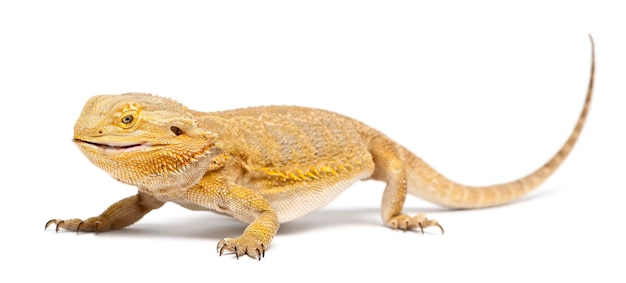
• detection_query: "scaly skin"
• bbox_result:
[47,37,595,260]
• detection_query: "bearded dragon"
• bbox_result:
[46,37,595,260]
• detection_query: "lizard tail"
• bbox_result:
[404,35,595,209]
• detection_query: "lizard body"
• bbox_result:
[47,38,595,260]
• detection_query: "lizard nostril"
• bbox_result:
[97,129,103,135]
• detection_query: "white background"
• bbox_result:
[2,1,625,282]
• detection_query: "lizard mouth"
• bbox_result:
[74,139,150,154]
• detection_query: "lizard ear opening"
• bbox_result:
[170,126,183,136]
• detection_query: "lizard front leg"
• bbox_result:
[46,192,165,233]
[216,206,278,260]
[185,177,279,260]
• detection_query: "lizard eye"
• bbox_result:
[121,115,134,124]
[117,111,138,129]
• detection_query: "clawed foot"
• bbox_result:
[217,235,266,261]
[45,217,111,233]
[387,213,444,234]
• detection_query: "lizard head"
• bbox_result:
[73,93,217,191]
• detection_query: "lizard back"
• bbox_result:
[198,106,378,222]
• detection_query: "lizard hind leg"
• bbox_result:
[368,137,444,235]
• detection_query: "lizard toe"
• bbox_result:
[217,236,266,260]
[44,217,112,233]
[387,213,444,234]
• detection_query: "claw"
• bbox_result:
[216,238,266,260]
[76,221,83,234]
[260,243,265,258]
[55,221,64,233]
[436,223,445,235]
[45,220,55,230]
[418,222,424,234]
[217,240,226,256]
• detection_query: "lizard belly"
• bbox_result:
[260,168,373,223]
